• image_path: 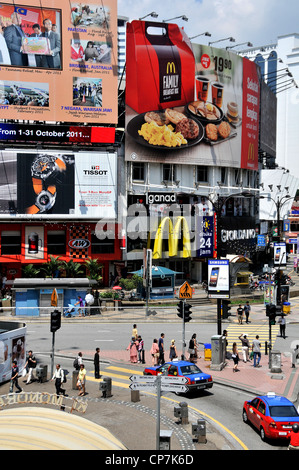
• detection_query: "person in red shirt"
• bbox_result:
[289,423,299,450]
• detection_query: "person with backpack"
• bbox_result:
[51,364,66,396]
[73,352,83,371]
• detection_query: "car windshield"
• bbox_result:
[269,406,299,418]
[180,365,202,376]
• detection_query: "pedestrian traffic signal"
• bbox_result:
[222,300,232,319]
[177,301,184,319]
[50,310,61,333]
[184,303,192,322]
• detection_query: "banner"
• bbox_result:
[0,0,118,124]
[125,25,260,171]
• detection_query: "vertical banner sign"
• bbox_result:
[241,58,260,170]
[196,216,214,258]
[208,259,230,299]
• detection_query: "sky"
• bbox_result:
[118,0,299,49]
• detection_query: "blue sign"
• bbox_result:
[196,216,214,258]
[257,235,266,247]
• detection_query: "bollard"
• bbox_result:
[100,377,112,398]
[131,390,140,403]
[36,364,48,383]
[159,430,172,450]
[192,419,207,443]
[174,402,189,425]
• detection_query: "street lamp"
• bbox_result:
[258,193,293,240]
[163,15,188,22]
[139,11,158,20]
[226,41,253,50]
[208,37,235,47]
[189,32,211,40]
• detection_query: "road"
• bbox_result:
[24,320,299,450]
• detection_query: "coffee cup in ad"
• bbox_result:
[196,76,210,102]
[211,82,224,108]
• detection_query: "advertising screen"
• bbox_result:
[0,150,117,219]
[0,0,118,123]
[125,21,260,171]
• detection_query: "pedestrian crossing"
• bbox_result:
[226,323,280,355]
[85,365,143,389]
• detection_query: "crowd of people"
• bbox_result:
[71,40,111,63]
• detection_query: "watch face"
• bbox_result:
[36,190,56,212]
[32,155,55,179]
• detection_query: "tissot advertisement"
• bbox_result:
[0,150,117,219]
[0,0,117,123]
[125,20,260,171]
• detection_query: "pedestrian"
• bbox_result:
[9,360,22,393]
[25,350,37,384]
[222,330,229,359]
[244,301,251,324]
[137,335,145,363]
[289,423,299,450]
[188,333,197,362]
[252,335,262,367]
[127,337,138,363]
[232,342,240,372]
[169,339,178,361]
[51,364,66,396]
[158,333,165,365]
[77,363,86,396]
[85,291,94,316]
[239,334,251,363]
[237,304,244,324]
[150,338,159,366]
[278,314,286,339]
[75,296,85,317]
[94,348,101,379]
[132,324,138,340]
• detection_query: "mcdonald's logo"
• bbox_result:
[166,62,176,74]
[248,142,255,162]
[152,216,191,259]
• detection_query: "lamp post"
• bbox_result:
[162,15,188,22]
[189,32,211,40]
[208,37,235,47]
[139,12,158,20]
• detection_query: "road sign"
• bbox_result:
[160,376,188,385]
[129,382,157,391]
[159,383,188,393]
[179,281,193,299]
[130,375,156,383]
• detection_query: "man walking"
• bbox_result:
[252,335,261,367]
[9,361,22,393]
[25,350,37,384]
[158,333,165,365]
[244,301,251,324]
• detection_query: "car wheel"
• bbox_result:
[242,409,248,424]
[260,427,266,441]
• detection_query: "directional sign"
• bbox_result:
[160,376,188,385]
[129,382,157,391]
[179,281,193,299]
[159,383,188,393]
[130,375,156,383]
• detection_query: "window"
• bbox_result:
[91,232,114,254]
[258,401,266,415]
[1,231,21,255]
[47,231,66,255]
[132,162,145,181]
[196,166,208,182]
[220,167,227,185]
[163,164,176,182]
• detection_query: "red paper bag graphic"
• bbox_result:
[126,21,195,114]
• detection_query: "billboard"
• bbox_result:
[0,150,117,219]
[0,0,118,123]
[125,21,260,171]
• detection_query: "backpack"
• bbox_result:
[62,370,67,383]
[73,358,79,370]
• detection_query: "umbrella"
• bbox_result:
[112,286,122,290]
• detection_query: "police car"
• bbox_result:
[143,360,213,394]
[243,392,299,441]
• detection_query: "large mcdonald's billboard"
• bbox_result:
[125,20,260,171]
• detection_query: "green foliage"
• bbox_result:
[22,264,40,278]
[119,275,143,291]
[40,256,62,277]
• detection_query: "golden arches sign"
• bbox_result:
[248,142,255,162]
[166,62,176,74]
[152,216,191,259]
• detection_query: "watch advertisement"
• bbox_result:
[0,0,117,124]
[125,20,260,171]
[208,259,230,299]
[0,150,117,219]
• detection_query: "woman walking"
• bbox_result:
[169,339,178,361]
[150,338,159,366]
[127,337,138,363]
[232,342,240,372]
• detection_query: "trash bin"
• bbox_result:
[36,364,48,383]
[204,343,212,361]
[283,302,291,314]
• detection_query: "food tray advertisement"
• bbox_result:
[125,21,260,171]
[0,0,117,124]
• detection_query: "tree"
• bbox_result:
[60,259,85,278]
[85,257,103,284]
[41,256,62,278]
[22,264,40,278]
[119,274,143,291]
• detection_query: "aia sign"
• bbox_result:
[68,239,90,249]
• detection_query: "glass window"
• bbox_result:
[1,231,21,255]
[258,401,266,415]
[132,162,145,181]
[48,231,66,255]
[163,164,176,182]
[269,406,299,418]
[91,233,114,254]
[196,166,208,182]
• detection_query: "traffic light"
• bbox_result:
[222,300,231,319]
[50,310,61,333]
[177,301,184,319]
[184,303,192,322]
[266,304,276,325]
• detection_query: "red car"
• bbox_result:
[243,393,299,441]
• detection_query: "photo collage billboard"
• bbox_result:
[0,0,118,123]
